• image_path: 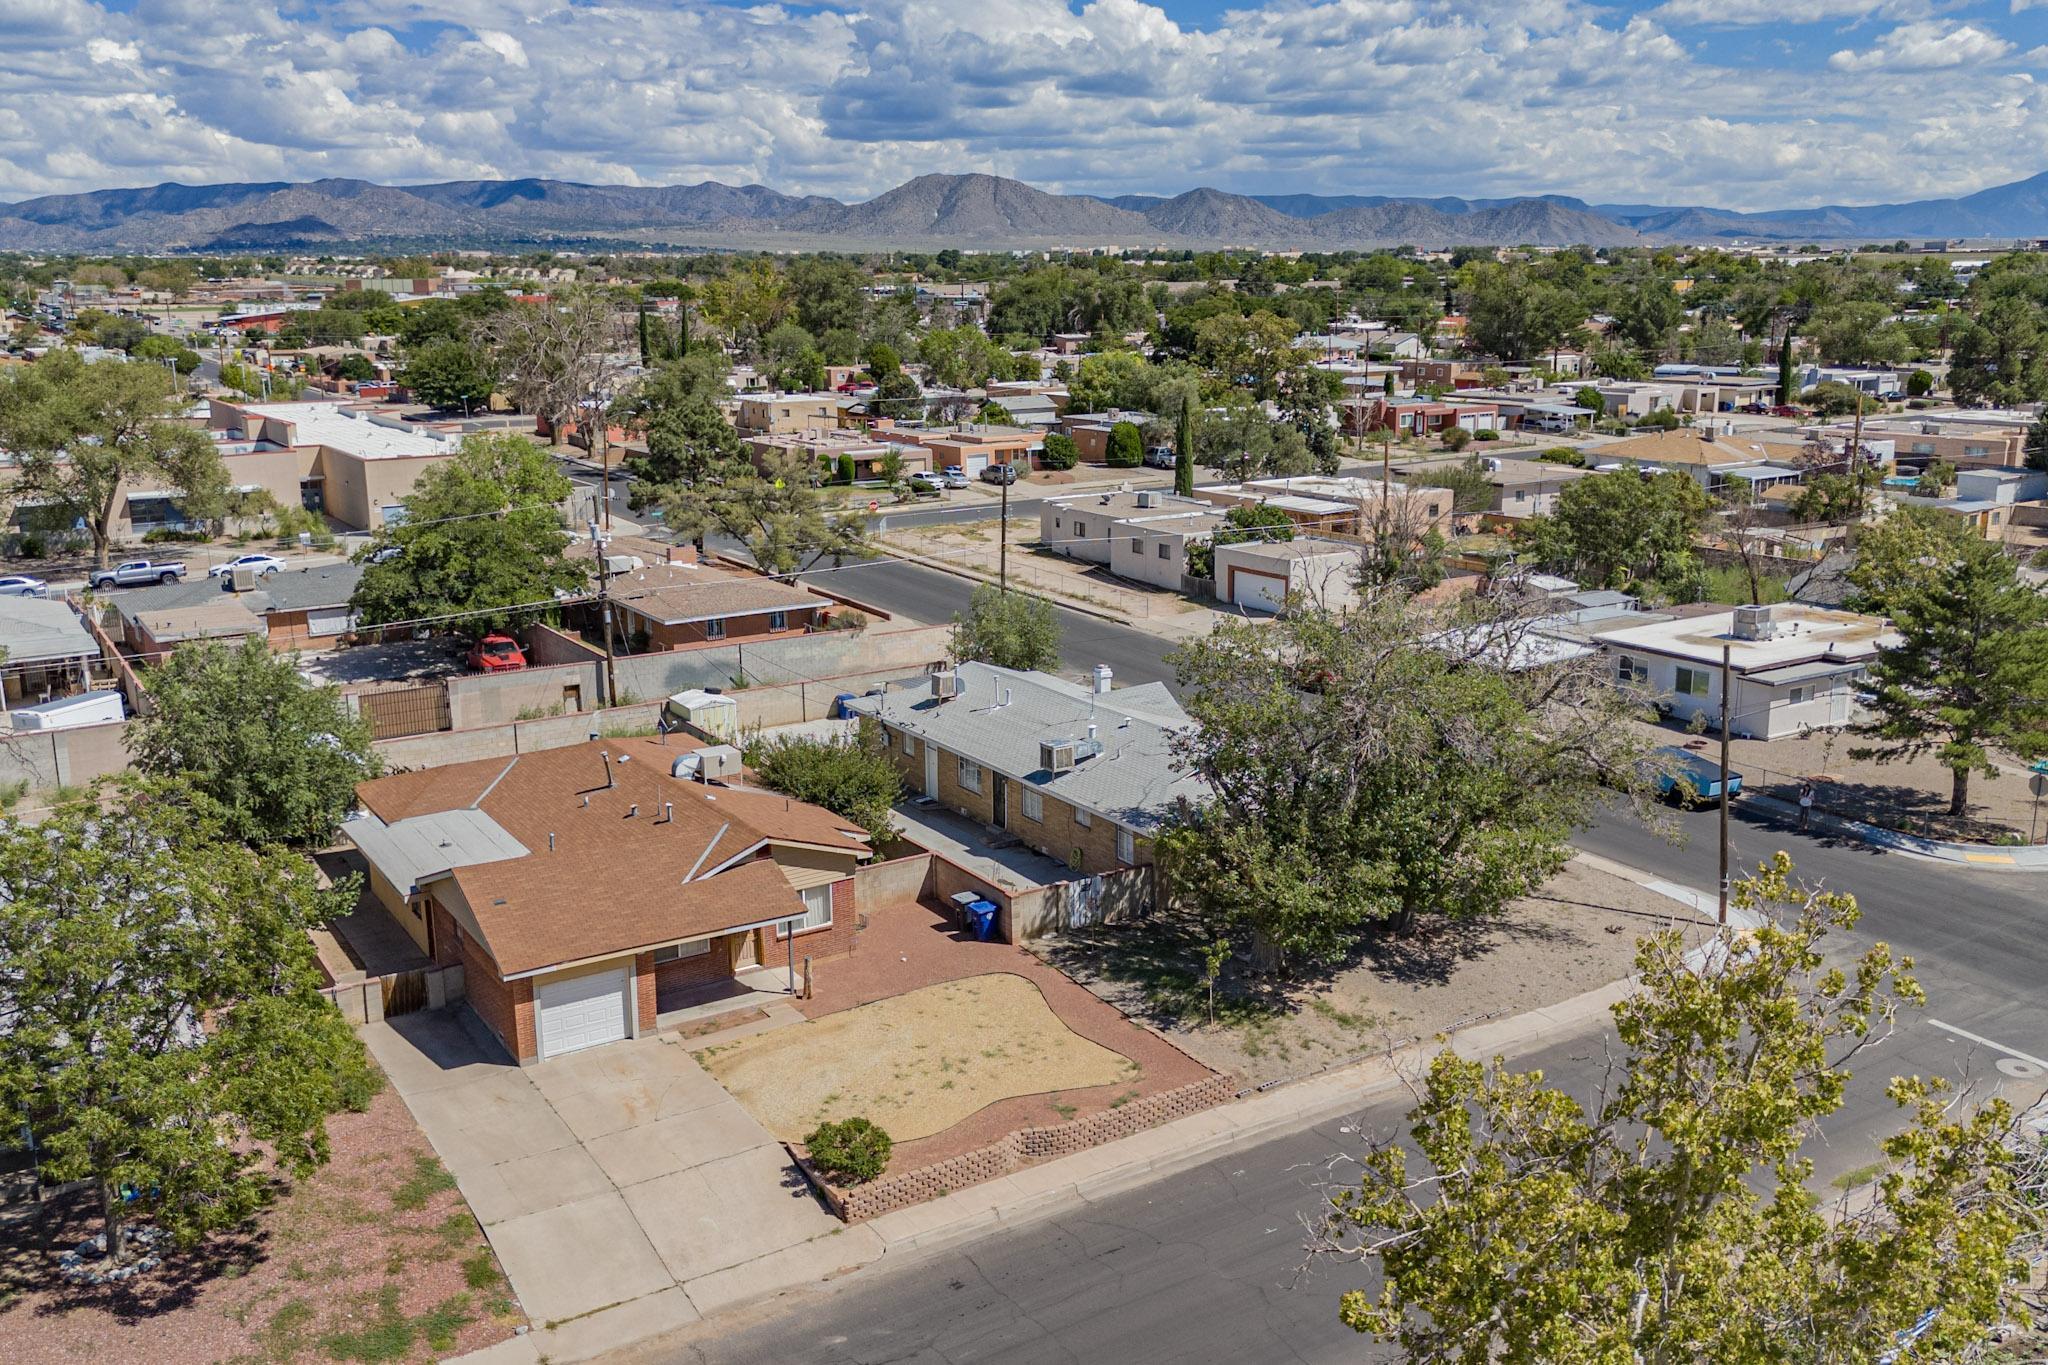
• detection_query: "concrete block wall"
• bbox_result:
[0,721,135,795]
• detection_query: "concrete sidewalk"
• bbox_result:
[453,852,1733,1363]
[1740,791,2048,870]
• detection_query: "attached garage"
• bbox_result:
[961,452,990,477]
[1213,539,1364,617]
[1225,564,1290,613]
[535,964,632,1060]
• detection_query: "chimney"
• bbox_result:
[1092,664,1113,695]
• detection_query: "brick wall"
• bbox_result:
[634,952,657,1032]
[653,933,740,1006]
[632,607,820,650]
[445,911,534,1063]
[775,877,858,960]
[800,1073,1234,1222]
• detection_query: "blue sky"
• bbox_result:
[0,0,2042,208]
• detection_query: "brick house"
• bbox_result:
[604,559,833,651]
[343,738,872,1064]
[845,663,1209,879]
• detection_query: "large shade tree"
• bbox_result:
[130,637,380,848]
[351,433,588,637]
[1160,597,1650,970]
[0,779,379,1266]
[0,348,227,566]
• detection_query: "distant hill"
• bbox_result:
[0,169,2043,252]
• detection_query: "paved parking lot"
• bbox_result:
[365,1012,871,1358]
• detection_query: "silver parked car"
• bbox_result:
[0,575,47,598]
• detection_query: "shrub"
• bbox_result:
[15,534,45,559]
[1105,421,1143,468]
[1537,447,1583,466]
[1473,429,1500,442]
[1040,432,1078,471]
[747,717,903,838]
[1441,427,1472,452]
[805,1117,893,1184]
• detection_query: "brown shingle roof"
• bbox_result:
[594,558,829,625]
[354,739,869,976]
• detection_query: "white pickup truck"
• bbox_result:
[90,559,188,589]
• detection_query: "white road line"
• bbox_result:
[1926,1018,2048,1071]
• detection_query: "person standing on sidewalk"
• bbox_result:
[1797,780,1815,831]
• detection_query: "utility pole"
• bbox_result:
[590,521,617,706]
[998,463,1009,594]
[1718,641,1733,927]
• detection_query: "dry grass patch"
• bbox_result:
[697,974,1133,1141]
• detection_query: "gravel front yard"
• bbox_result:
[697,974,1137,1142]
[1043,858,1710,1088]
[0,1074,520,1365]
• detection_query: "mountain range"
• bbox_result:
[1,169,2044,253]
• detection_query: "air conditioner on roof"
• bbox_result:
[1040,739,1078,772]
[931,670,962,699]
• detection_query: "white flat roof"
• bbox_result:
[237,402,455,460]
[1590,606,1897,671]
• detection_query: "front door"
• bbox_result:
[924,744,939,799]
[993,776,1007,829]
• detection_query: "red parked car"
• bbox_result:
[467,634,527,673]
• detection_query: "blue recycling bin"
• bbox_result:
[966,899,999,942]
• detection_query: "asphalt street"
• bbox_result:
[634,591,2048,1365]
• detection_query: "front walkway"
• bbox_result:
[365,1011,871,1362]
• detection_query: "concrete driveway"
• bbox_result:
[365,1012,872,1360]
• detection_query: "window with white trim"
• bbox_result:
[1157,542,1170,560]
[653,939,711,964]
[778,884,833,937]
[1116,827,1136,864]
[1073,807,1091,828]
[769,610,787,631]
[958,758,982,793]
[1787,685,1811,705]
[704,617,727,639]
[1022,789,1043,822]
[902,730,917,756]
[1675,666,1711,698]
[1131,536,1143,554]
[1616,654,1642,684]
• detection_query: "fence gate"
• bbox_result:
[380,970,428,1017]
[1062,875,1106,930]
[358,685,451,740]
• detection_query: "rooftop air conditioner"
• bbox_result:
[1040,739,1079,773]
[1731,603,1776,641]
[931,670,963,699]
[1135,490,1157,508]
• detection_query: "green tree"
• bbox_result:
[1160,598,1647,966]
[401,338,496,411]
[950,583,1062,672]
[1801,380,1868,417]
[2025,411,2048,473]
[1416,455,1495,514]
[1322,852,2030,1364]
[332,353,377,383]
[1777,332,1798,405]
[658,448,869,575]
[132,334,203,373]
[0,778,378,1265]
[1174,400,1196,497]
[1573,385,1605,416]
[1847,508,2048,818]
[1105,420,1144,469]
[746,718,905,840]
[129,637,379,848]
[0,349,227,566]
[1519,467,1711,591]
[1039,432,1078,471]
[351,434,587,637]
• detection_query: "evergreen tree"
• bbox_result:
[1777,328,1797,406]
[1174,401,1195,497]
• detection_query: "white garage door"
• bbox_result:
[962,453,989,476]
[535,965,629,1060]
[1231,568,1289,613]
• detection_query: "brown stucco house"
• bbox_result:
[342,738,871,1064]
[113,562,364,660]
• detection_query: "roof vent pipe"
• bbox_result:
[628,804,639,818]
[663,802,673,823]
[548,832,555,851]
[602,751,614,788]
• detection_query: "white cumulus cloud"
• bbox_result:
[1829,21,2016,71]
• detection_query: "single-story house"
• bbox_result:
[1212,538,1364,614]
[1107,509,1228,590]
[0,596,103,707]
[343,738,873,1064]
[1589,603,1899,740]
[114,562,365,660]
[604,558,833,650]
[846,662,1209,879]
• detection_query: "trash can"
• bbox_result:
[966,899,999,942]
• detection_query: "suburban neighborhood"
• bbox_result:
[2,6,2048,1364]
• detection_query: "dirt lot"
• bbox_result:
[698,974,1135,1142]
[0,1078,519,1365]
[1642,719,2046,844]
[878,516,1203,621]
[1042,858,1710,1087]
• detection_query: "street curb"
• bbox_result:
[1739,793,2048,870]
